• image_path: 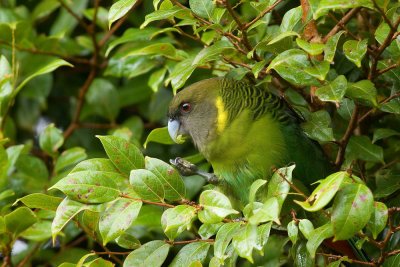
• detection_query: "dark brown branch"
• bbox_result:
[335,105,359,167]
[272,167,308,200]
[358,92,400,124]
[376,63,399,76]
[322,8,361,43]
[372,0,396,32]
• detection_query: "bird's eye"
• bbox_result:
[180,103,192,113]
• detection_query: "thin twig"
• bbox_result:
[243,0,283,30]
[58,0,90,32]
[335,105,359,167]
[121,194,175,208]
[322,8,361,43]
[16,243,42,267]
[317,253,375,266]
[165,238,214,245]
[358,92,400,124]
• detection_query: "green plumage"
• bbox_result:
[168,77,332,204]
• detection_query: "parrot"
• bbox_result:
[167,77,332,204]
[167,77,368,263]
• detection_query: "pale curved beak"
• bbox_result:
[168,119,187,144]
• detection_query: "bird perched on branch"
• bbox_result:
[167,77,332,204]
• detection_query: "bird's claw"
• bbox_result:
[170,157,219,185]
[170,157,199,176]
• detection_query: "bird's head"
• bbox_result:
[167,78,222,153]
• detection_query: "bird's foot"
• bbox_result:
[170,157,219,185]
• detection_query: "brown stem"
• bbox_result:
[272,167,308,200]
[121,194,175,208]
[16,243,42,267]
[58,0,90,32]
[358,92,400,124]
[322,8,361,43]
[165,238,214,245]
[317,253,375,266]
[335,105,359,167]
[243,0,283,30]
[92,251,131,255]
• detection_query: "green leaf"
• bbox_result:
[99,198,142,245]
[199,223,223,239]
[97,135,145,175]
[16,56,72,94]
[266,49,318,86]
[373,128,400,143]
[52,198,103,239]
[343,39,368,68]
[144,127,175,148]
[189,0,215,19]
[306,223,334,257]
[296,38,325,55]
[170,242,210,267]
[108,0,138,28]
[5,207,37,237]
[256,222,272,251]
[124,43,177,59]
[130,169,165,202]
[167,57,196,92]
[380,99,400,114]
[299,219,315,240]
[324,31,345,62]
[315,75,347,103]
[287,221,299,244]
[16,193,62,211]
[198,190,239,224]
[214,222,241,259]
[347,135,384,163]
[161,205,197,240]
[232,224,257,263]
[295,172,347,212]
[248,179,267,206]
[366,201,388,239]
[248,197,280,225]
[302,110,335,142]
[304,60,330,81]
[21,220,52,241]
[145,157,186,201]
[280,6,302,32]
[314,0,373,19]
[148,68,167,92]
[116,231,141,249]
[384,254,400,267]
[55,147,87,173]
[123,240,170,267]
[140,6,187,29]
[39,123,64,156]
[50,170,121,203]
[266,165,295,209]
[192,40,233,66]
[86,78,120,121]
[346,80,377,106]
[331,183,374,240]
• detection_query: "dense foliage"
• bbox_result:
[0,0,400,266]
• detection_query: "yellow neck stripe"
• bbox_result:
[215,96,228,134]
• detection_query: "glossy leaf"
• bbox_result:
[295,172,347,212]
[372,128,400,143]
[248,197,280,225]
[16,193,62,211]
[343,39,368,68]
[306,223,334,257]
[332,183,374,240]
[50,170,121,203]
[108,0,138,28]
[198,223,223,239]
[130,169,165,201]
[214,222,241,259]
[123,240,170,267]
[299,219,314,240]
[5,207,37,237]
[315,75,347,103]
[99,198,142,245]
[39,123,64,156]
[366,201,388,239]
[97,135,145,175]
[346,80,378,106]
[232,224,257,263]
[347,135,384,163]
[192,40,233,66]
[287,221,298,244]
[302,110,334,142]
[144,127,175,148]
[145,157,185,201]
[189,0,214,19]
[161,205,197,240]
[198,190,239,224]
[55,147,87,173]
[169,241,210,266]
[296,38,325,55]
[324,31,345,62]
[314,1,373,19]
